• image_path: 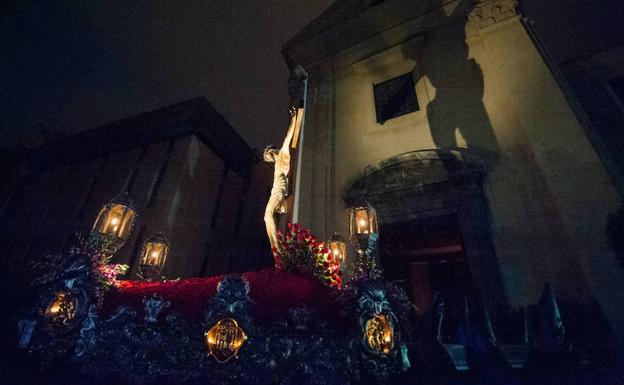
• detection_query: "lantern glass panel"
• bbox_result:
[93,203,137,241]
[349,201,378,240]
[368,206,378,234]
[329,233,346,264]
[355,208,369,234]
[141,240,168,268]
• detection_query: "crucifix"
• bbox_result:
[263,67,308,257]
[263,106,304,254]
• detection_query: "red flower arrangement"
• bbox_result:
[272,223,342,288]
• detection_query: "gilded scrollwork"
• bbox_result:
[20,271,417,384]
[353,279,406,380]
[143,293,171,323]
[76,302,205,383]
[21,251,94,367]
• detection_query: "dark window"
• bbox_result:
[373,73,419,123]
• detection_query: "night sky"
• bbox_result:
[1,0,333,150]
[3,0,623,151]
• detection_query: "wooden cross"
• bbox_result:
[291,107,304,149]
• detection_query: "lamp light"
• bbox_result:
[44,292,76,329]
[365,314,395,355]
[205,318,247,363]
[348,198,379,272]
[138,233,169,281]
[90,193,137,260]
[348,198,378,251]
[328,232,347,265]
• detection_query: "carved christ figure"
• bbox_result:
[264,106,298,254]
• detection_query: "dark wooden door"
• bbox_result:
[379,214,474,315]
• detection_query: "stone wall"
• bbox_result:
[286,0,624,342]
[0,133,270,290]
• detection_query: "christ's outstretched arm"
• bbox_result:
[281,106,298,153]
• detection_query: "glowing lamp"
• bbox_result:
[44,292,76,329]
[348,199,378,251]
[91,193,137,259]
[328,233,347,264]
[138,233,169,281]
[365,314,394,355]
[204,318,247,363]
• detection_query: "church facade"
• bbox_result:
[282,0,624,344]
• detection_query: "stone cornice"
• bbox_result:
[468,0,519,29]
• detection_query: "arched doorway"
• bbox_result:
[344,149,508,323]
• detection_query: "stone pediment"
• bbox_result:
[344,149,486,223]
[346,149,485,197]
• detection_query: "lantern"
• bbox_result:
[348,199,378,251]
[91,193,137,259]
[138,233,169,281]
[328,233,347,264]
[44,292,76,329]
[204,318,247,363]
[365,314,395,355]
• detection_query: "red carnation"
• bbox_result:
[274,223,342,290]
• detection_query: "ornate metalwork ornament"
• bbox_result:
[357,281,400,357]
[345,278,411,380]
[21,267,414,383]
[205,318,248,363]
[44,292,77,330]
[19,251,94,366]
[365,314,394,355]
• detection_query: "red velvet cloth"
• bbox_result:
[102,268,342,325]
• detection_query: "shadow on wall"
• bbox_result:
[390,0,508,325]
[407,0,499,162]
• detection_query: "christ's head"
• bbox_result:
[263,145,279,163]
